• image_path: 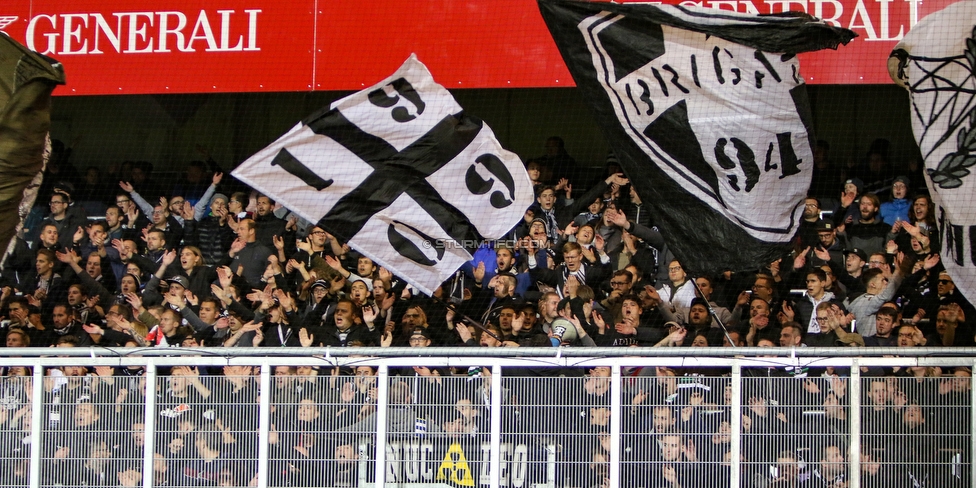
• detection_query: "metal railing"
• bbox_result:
[0,346,973,487]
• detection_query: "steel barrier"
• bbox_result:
[0,346,972,488]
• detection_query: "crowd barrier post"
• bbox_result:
[730,360,742,488]
[141,361,158,488]
[257,363,272,488]
[609,364,623,487]
[489,364,503,487]
[28,364,44,488]
[374,364,391,486]
[971,357,976,486]
[849,358,861,488]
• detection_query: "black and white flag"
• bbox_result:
[233,55,534,295]
[889,1,976,304]
[538,0,854,275]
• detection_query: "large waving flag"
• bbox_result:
[889,1,976,305]
[0,33,65,261]
[233,55,534,295]
[538,0,854,275]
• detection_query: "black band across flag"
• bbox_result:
[538,0,854,275]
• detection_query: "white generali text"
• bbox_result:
[25,9,261,55]
[682,0,921,41]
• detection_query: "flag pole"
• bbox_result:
[430,294,504,343]
[689,276,736,347]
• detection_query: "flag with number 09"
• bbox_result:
[233,54,534,295]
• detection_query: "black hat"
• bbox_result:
[815,220,834,232]
[310,279,329,290]
[844,248,867,262]
[409,328,431,341]
[166,276,190,289]
[845,178,864,193]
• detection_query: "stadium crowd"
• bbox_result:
[0,138,971,486]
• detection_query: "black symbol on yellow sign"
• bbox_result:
[436,442,475,486]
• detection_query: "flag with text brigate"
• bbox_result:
[538,0,855,275]
[232,55,534,295]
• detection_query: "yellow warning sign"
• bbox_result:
[435,442,475,486]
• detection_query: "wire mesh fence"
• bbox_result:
[0,350,972,487]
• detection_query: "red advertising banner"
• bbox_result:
[0,0,964,95]
[0,0,316,95]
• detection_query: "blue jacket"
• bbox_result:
[880,198,910,226]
